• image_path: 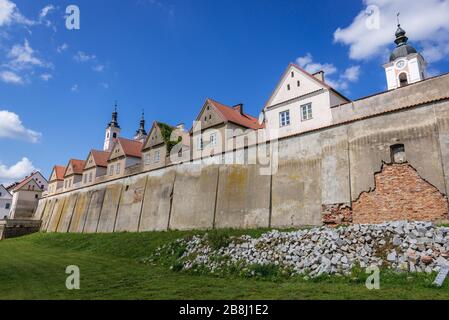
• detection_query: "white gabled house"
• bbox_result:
[0,185,12,220]
[262,63,350,138]
[9,171,48,219]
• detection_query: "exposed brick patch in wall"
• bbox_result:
[322,204,353,226]
[352,163,449,224]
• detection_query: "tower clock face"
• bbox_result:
[396,60,406,69]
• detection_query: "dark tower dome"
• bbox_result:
[390,24,418,62]
[135,111,147,137]
[108,102,121,129]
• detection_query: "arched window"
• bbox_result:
[390,144,406,164]
[113,132,117,139]
[399,73,408,87]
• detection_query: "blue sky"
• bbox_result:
[1,0,449,184]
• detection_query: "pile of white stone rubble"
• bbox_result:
[174,221,449,277]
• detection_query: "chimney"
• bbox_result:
[313,71,325,82]
[233,103,244,115]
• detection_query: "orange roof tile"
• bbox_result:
[90,150,110,167]
[65,159,86,176]
[12,172,42,192]
[118,138,142,158]
[51,165,66,181]
[207,99,264,130]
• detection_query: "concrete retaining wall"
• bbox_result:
[69,191,92,233]
[170,165,219,230]
[83,189,105,233]
[97,184,122,233]
[36,99,449,233]
[139,170,176,232]
[115,176,147,232]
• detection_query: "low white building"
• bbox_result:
[0,185,12,219]
[9,172,48,219]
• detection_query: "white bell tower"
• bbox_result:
[104,103,121,151]
[383,20,427,91]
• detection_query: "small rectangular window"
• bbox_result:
[89,172,93,183]
[287,84,291,91]
[5,203,10,210]
[116,163,121,174]
[144,153,151,165]
[109,165,114,176]
[197,137,204,150]
[301,103,313,121]
[210,133,217,147]
[279,110,290,127]
[154,150,160,163]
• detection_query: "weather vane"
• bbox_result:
[397,12,401,26]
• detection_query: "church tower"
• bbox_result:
[103,103,121,151]
[133,111,147,143]
[384,21,427,90]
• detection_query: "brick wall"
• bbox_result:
[352,163,449,224]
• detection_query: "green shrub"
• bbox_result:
[206,230,232,250]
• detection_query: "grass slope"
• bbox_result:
[0,230,448,300]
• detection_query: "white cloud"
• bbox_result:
[38,4,55,28]
[334,0,449,62]
[296,53,337,76]
[56,43,68,53]
[296,53,360,92]
[40,73,52,81]
[39,5,54,19]
[7,39,45,70]
[2,40,51,84]
[70,84,79,92]
[99,82,109,89]
[342,65,361,82]
[0,110,41,142]
[74,51,96,63]
[0,157,36,184]
[0,0,34,27]
[92,64,105,72]
[0,70,22,84]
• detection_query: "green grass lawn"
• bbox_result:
[0,230,448,300]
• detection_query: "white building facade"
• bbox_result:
[263,63,349,139]
[0,185,12,219]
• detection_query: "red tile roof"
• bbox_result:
[65,159,85,176]
[51,165,66,181]
[12,172,42,192]
[118,138,142,158]
[90,150,110,167]
[207,99,264,130]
